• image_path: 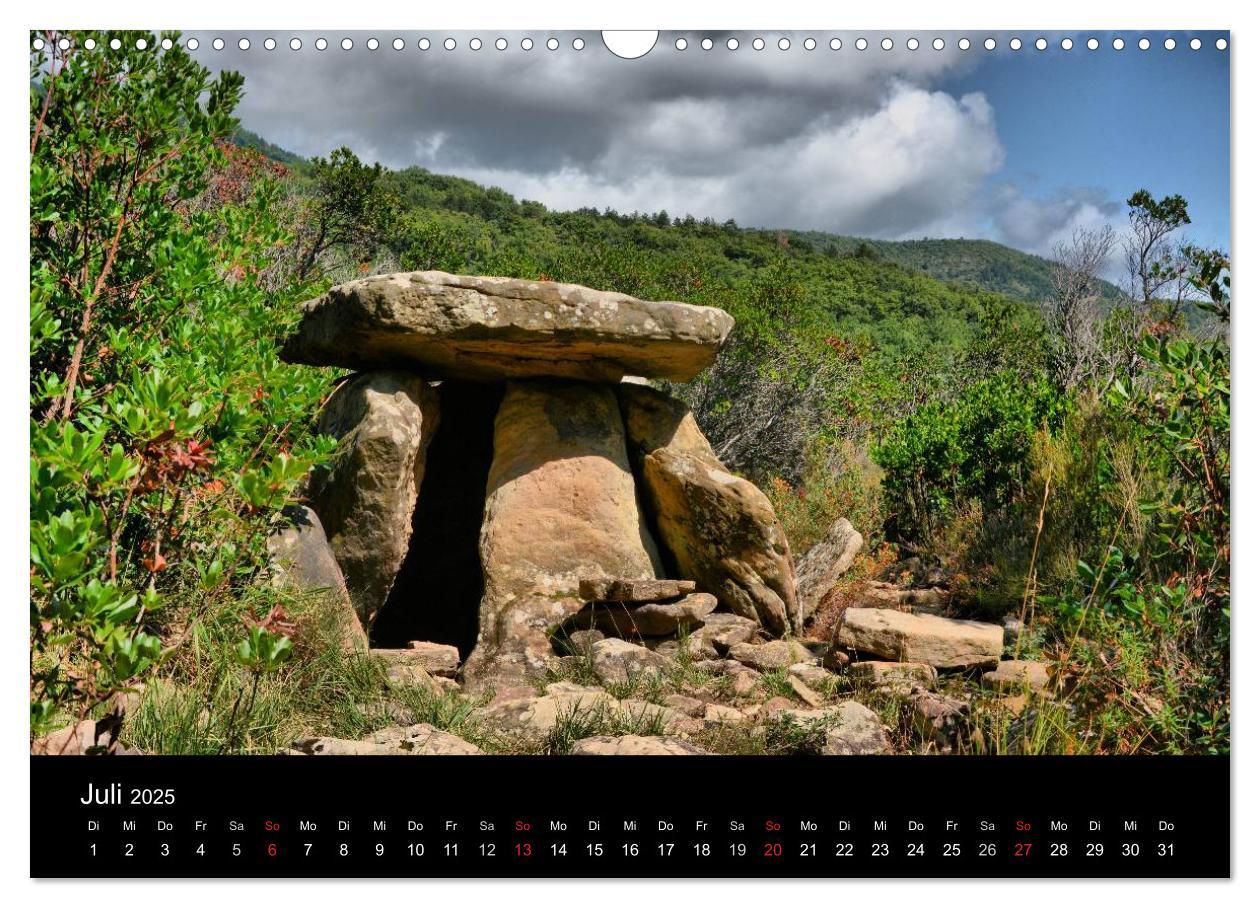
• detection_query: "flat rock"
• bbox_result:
[787,663,834,687]
[703,703,748,726]
[475,682,617,738]
[849,660,938,689]
[578,577,696,602]
[728,640,813,673]
[619,699,701,736]
[693,612,761,653]
[570,592,718,638]
[788,676,824,707]
[795,517,863,624]
[590,638,671,685]
[569,735,709,755]
[372,642,461,678]
[778,701,892,755]
[834,608,1003,669]
[663,694,707,718]
[981,660,1052,693]
[292,724,482,755]
[281,271,734,382]
[31,719,118,756]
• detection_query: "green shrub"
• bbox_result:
[29,31,330,736]
[875,370,1068,542]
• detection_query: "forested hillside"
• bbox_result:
[791,234,1127,305]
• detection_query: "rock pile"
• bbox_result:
[274,271,801,692]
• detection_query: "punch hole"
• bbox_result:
[601,31,657,59]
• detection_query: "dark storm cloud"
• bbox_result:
[184,30,1083,243]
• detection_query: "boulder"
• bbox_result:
[663,694,707,718]
[908,691,971,749]
[644,635,715,661]
[569,735,709,755]
[834,608,1003,669]
[619,700,701,736]
[466,380,663,682]
[291,724,482,755]
[728,640,813,673]
[788,676,824,707]
[31,719,117,756]
[308,372,440,627]
[795,517,863,623]
[590,638,671,685]
[703,703,748,726]
[693,612,761,654]
[778,702,892,755]
[981,660,1052,694]
[787,663,834,688]
[618,384,799,636]
[554,628,605,657]
[578,577,695,602]
[569,592,718,638]
[281,271,735,383]
[266,505,368,652]
[372,642,461,678]
[475,682,617,738]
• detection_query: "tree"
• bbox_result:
[1124,189,1190,305]
[295,146,397,281]
[1044,225,1115,389]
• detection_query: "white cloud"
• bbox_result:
[446,84,1005,237]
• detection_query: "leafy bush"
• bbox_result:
[29,31,330,736]
[875,371,1068,543]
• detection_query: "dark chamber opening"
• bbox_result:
[369,381,503,657]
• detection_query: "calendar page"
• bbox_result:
[28,24,1231,880]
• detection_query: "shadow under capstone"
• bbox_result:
[369,380,504,658]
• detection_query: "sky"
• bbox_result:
[194,30,1230,266]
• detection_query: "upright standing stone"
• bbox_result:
[308,372,440,629]
[267,505,369,652]
[617,383,800,636]
[465,380,664,687]
[795,516,863,624]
